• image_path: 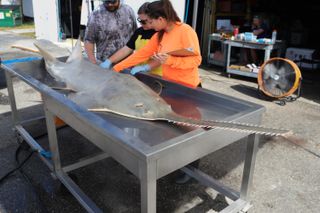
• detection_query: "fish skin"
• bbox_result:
[33,39,291,137]
[34,39,174,119]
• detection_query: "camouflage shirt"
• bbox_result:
[84,4,137,61]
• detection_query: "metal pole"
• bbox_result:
[201,0,212,61]
[69,0,74,47]
[192,0,199,29]
[184,0,190,23]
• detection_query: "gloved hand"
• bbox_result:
[99,59,112,69]
[130,64,151,75]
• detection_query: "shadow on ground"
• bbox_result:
[299,69,320,104]
[230,84,260,99]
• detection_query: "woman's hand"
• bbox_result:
[152,53,169,64]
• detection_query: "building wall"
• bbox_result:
[32,0,59,42]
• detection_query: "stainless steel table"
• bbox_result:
[1,58,265,213]
[225,40,283,78]
[207,34,228,67]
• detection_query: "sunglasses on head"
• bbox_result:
[103,0,117,4]
[137,18,147,25]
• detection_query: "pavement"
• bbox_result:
[0,29,319,213]
[0,28,35,34]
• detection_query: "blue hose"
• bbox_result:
[1,57,42,65]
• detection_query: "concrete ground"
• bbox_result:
[0,30,319,213]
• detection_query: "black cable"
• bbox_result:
[15,144,48,212]
[0,146,36,185]
[0,126,67,209]
[15,144,37,188]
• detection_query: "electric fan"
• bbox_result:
[257,58,302,104]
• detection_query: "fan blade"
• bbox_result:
[263,63,276,79]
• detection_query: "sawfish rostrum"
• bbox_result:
[34,39,290,136]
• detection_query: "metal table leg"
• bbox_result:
[140,160,157,213]
[226,43,232,76]
[44,104,62,172]
[222,42,228,69]
[264,48,272,62]
[240,134,259,200]
[5,71,20,125]
[43,101,102,213]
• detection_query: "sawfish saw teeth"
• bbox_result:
[168,119,289,137]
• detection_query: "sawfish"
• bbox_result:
[33,39,290,137]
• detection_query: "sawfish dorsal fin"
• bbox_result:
[66,38,83,63]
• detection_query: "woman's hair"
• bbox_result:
[138,2,149,15]
[145,0,181,42]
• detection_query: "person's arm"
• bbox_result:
[109,46,133,64]
[148,59,161,70]
[113,34,159,72]
[84,13,97,64]
[108,27,139,63]
[163,26,202,69]
[129,7,138,33]
[84,41,97,64]
[253,28,264,36]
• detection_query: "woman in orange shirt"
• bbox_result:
[114,0,201,183]
[113,0,202,88]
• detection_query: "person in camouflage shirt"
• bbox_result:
[84,0,137,64]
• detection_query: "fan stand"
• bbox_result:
[257,77,303,106]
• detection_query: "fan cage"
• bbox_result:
[258,58,302,98]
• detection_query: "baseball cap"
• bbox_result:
[103,0,117,4]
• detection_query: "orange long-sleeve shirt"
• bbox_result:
[113,22,202,88]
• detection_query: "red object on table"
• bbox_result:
[233,27,239,36]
